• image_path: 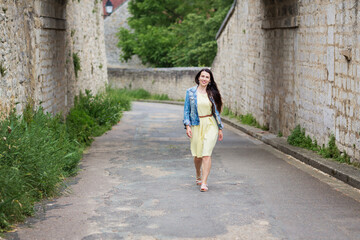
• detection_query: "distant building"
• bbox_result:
[103,0,146,68]
[102,0,127,18]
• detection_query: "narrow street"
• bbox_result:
[7,102,360,240]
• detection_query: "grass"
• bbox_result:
[0,62,6,77]
[222,106,269,130]
[0,86,132,232]
[115,88,170,101]
[222,107,358,167]
[287,125,355,166]
[72,53,81,78]
[0,87,172,231]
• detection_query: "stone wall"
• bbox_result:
[0,0,107,116]
[108,67,203,100]
[212,0,360,162]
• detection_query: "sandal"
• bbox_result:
[200,183,208,192]
[196,177,202,185]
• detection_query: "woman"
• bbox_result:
[183,68,223,192]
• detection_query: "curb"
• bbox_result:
[222,116,360,190]
[135,100,360,190]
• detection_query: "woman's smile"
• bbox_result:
[199,71,210,87]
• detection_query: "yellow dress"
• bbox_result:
[191,92,219,157]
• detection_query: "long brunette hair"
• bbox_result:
[195,68,223,113]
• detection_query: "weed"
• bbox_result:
[222,107,268,130]
[221,106,236,118]
[0,108,81,231]
[278,131,283,137]
[0,87,131,231]
[99,63,103,69]
[72,53,81,78]
[287,126,352,165]
[239,113,259,127]
[319,134,350,163]
[0,62,6,77]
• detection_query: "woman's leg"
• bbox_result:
[194,157,202,178]
[201,156,211,185]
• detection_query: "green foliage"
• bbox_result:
[117,0,233,67]
[72,53,81,78]
[287,126,351,164]
[66,88,131,146]
[0,62,6,77]
[222,106,236,118]
[115,88,170,101]
[152,94,170,101]
[0,108,81,231]
[319,135,351,163]
[287,125,318,151]
[239,113,259,127]
[222,107,268,130]
[0,87,131,231]
[71,29,76,37]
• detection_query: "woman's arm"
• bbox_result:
[183,90,191,128]
[186,125,192,138]
[218,129,223,141]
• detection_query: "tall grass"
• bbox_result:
[0,87,170,231]
[0,87,131,231]
[288,125,352,165]
[115,88,170,101]
[66,88,131,145]
[0,109,82,230]
[222,107,269,130]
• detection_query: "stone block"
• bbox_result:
[327,46,335,81]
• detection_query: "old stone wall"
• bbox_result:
[212,0,360,161]
[108,67,203,100]
[0,0,107,116]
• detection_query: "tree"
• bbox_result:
[117,0,233,67]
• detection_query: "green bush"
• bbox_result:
[287,125,318,151]
[240,114,259,127]
[221,107,268,130]
[112,88,171,101]
[66,108,95,145]
[0,109,81,231]
[287,125,351,164]
[0,87,131,231]
[72,52,81,78]
[66,88,131,146]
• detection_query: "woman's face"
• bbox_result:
[198,71,211,88]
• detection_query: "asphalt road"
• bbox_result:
[6,102,360,240]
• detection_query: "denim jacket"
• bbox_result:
[183,86,223,130]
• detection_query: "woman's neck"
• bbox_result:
[197,85,207,93]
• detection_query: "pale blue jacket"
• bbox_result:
[183,86,223,130]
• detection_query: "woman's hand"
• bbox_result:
[218,129,223,141]
[186,126,192,138]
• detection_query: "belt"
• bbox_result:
[199,114,213,118]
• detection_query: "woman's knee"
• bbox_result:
[202,156,211,161]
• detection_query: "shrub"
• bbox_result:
[221,108,268,130]
[287,126,351,164]
[0,87,131,231]
[72,53,81,78]
[66,88,131,145]
[0,108,81,231]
